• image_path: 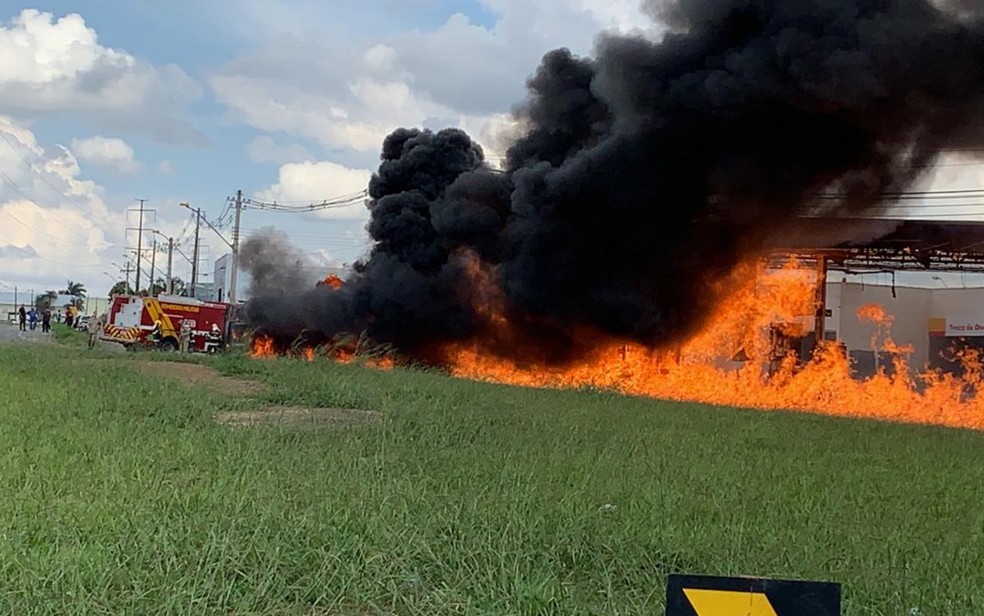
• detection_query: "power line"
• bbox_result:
[174,212,197,246]
[243,189,368,213]
[245,189,367,206]
[0,206,103,265]
[0,132,94,217]
[816,189,984,199]
[0,166,103,243]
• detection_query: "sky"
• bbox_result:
[1,1,983,305]
[0,0,651,302]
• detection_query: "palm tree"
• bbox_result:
[65,280,86,297]
[63,280,87,309]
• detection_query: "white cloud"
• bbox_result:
[246,135,313,164]
[70,136,140,173]
[256,160,372,220]
[0,117,204,296]
[0,9,206,146]
[0,116,123,290]
[209,2,651,162]
[211,72,440,156]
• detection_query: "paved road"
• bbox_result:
[0,321,54,344]
[0,321,127,352]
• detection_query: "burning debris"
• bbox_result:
[242,0,984,428]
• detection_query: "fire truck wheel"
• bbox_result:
[160,338,179,352]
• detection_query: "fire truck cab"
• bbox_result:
[101,294,233,353]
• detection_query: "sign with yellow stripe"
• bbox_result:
[666,575,840,616]
[102,324,140,341]
[142,298,177,337]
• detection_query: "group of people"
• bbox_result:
[17,305,52,333]
[148,319,223,353]
[16,305,102,347]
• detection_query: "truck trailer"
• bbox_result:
[101,294,233,353]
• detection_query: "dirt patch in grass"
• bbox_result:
[216,406,382,428]
[131,361,267,396]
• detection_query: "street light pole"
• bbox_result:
[180,201,236,300]
[179,202,203,298]
[103,272,119,295]
[113,261,133,291]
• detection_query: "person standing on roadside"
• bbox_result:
[41,308,51,333]
[86,311,102,350]
[179,319,192,353]
[18,305,26,331]
[28,307,37,331]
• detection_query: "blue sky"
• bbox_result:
[1,0,981,304]
[0,0,653,301]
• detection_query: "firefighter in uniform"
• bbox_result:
[179,320,193,353]
[204,323,223,353]
[149,319,162,349]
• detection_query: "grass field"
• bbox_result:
[2,339,984,614]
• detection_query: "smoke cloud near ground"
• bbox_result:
[240,228,313,299]
[244,0,984,363]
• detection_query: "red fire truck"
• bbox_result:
[101,294,234,353]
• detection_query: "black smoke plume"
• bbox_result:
[245,0,984,363]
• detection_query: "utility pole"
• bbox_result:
[125,262,133,291]
[126,199,154,294]
[150,239,157,297]
[229,189,243,303]
[167,237,174,294]
[191,207,201,298]
[181,201,234,300]
[151,230,174,295]
[134,199,147,292]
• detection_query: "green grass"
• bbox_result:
[50,322,86,346]
[1,342,984,614]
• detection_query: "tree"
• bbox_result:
[34,290,58,311]
[109,281,133,297]
[147,278,167,297]
[63,280,87,308]
[134,277,168,297]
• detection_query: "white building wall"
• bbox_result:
[212,253,253,303]
[822,280,984,374]
[928,288,984,337]
[833,282,932,371]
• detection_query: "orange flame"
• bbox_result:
[857,303,894,327]
[442,257,984,431]
[251,335,277,358]
[318,274,343,289]
[366,356,395,371]
[335,349,355,364]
